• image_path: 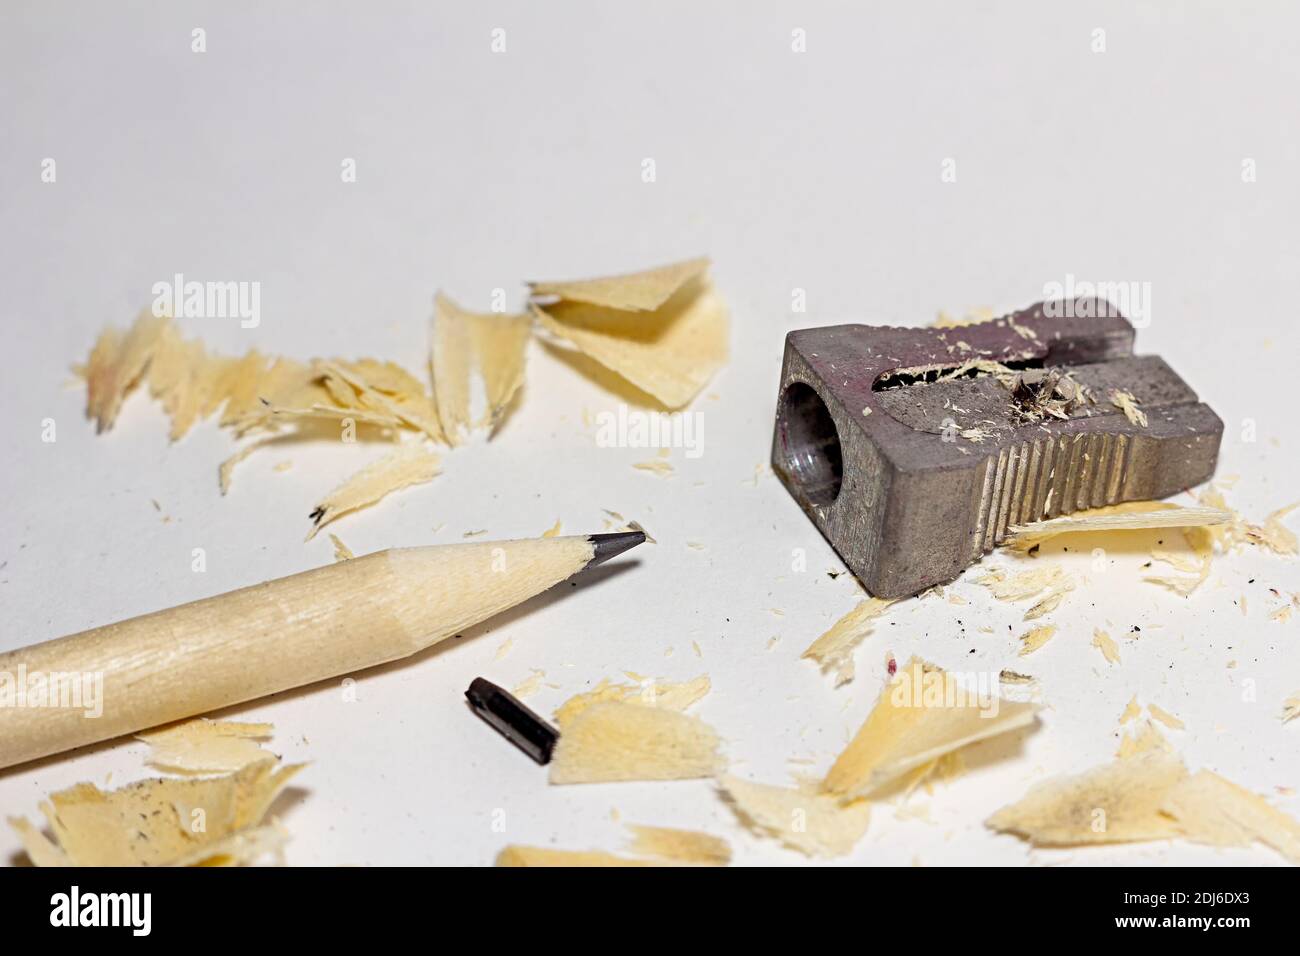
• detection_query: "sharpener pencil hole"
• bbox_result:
[778,382,843,507]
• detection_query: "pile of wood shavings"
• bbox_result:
[77,258,728,539]
[11,718,300,867]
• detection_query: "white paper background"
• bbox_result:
[1,1,1297,866]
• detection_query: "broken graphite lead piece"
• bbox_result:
[466,677,560,765]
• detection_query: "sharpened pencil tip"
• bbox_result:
[585,530,647,568]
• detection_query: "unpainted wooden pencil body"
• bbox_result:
[0,537,594,770]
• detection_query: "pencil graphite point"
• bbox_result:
[585,530,646,569]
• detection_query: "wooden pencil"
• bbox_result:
[0,532,644,771]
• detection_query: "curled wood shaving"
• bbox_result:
[429,292,530,444]
[821,658,1038,800]
[218,438,277,495]
[532,260,728,409]
[306,444,441,540]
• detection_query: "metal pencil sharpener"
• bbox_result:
[771,300,1223,598]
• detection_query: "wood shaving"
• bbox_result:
[625,824,731,865]
[1091,628,1120,664]
[1146,488,1297,597]
[136,718,276,775]
[977,566,1067,602]
[529,257,711,312]
[83,312,170,432]
[987,748,1186,846]
[1109,388,1148,427]
[1147,704,1185,730]
[1251,502,1299,555]
[1161,770,1300,863]
[821,658,1038,800]
[1024,581,1074,621]
[720,775,871,858]
[78,312,452,534]
[632,458,674,477]
[1119,696,1142,724]
[548,701,724,784]
[495,846,654,867]
[801,597,893,686]
[306,444,441,540]
[532,260,728,408]
[1018,624,1058,656]
[218,437,277,495]
[1117,721,1174,760]
[989,746,1300,863]
[1006,502,1231,551]
[553,675,710,730]
[541,520,562,538]
[429,292,530,444]
[1283,696,1300,723]
[511,670,545,699]
[314,359,444,444]
[999,669,1036,685]
[329,534,354,561]
[9,760,302,866]
[1145,562,1212,597]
